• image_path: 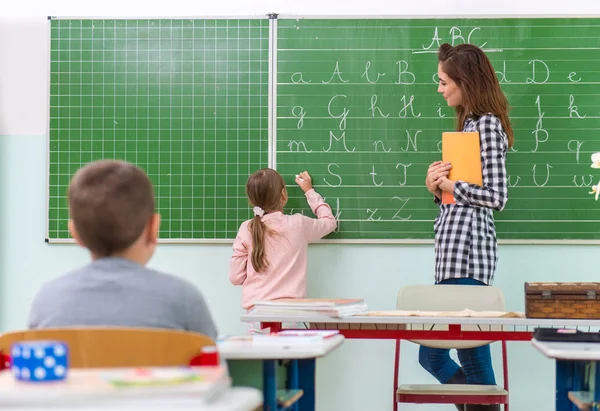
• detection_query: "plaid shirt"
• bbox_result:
[434,114,508,285]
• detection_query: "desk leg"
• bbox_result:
[287,360,299,411]
[556,360,588,411]
[263,360,277,411]
[297,359,316,411]
[593,362,600,406]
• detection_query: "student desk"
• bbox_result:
[0,369,262,411]
[242,313,600,409]
[241,313,600,342]
[218,334,344,411]
[532,339,600,411]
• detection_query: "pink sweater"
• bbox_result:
[228,189,337,309]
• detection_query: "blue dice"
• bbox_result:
[11,340,68,382]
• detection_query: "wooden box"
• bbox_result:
[525,282,600,319]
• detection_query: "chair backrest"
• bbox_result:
[0,327,215,368]
[396,284,506,349]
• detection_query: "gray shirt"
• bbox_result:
[28,257,218,340]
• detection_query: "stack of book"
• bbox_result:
[249,298,368,318]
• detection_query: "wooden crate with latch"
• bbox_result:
[525,282,600,319]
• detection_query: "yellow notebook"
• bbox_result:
[441,131,482,205]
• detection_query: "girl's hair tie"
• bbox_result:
[253,206,265,217]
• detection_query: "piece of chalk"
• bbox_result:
[295,175,304,182]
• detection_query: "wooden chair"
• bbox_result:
[393,285,509,410]
[0,327,215,368]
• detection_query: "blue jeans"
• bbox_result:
[418,278,497,385]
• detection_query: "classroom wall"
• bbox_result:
[3,1,600,410]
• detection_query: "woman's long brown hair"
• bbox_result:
[245,168,285,272]
[438,43,514,148]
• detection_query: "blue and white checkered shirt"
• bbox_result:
[434,114,509,285]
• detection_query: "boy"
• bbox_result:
[28,160,218,340]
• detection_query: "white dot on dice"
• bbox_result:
[12,367,20,377]
[21,368,30,380]
[34,367,46,380]
[22,350,31,359]
[11,348,20,358]
[44,357,56,368]
[54,365,65,377]
[53,345,66,357]
[34,349,45,359]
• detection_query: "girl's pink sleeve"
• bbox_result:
[302,189,337,242]
[228,223,249,285]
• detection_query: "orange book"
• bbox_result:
[441,131,482,204]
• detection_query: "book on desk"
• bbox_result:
[252,330,340,346]
[249,298,368,318]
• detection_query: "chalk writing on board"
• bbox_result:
[392,197,412,221]
[322,62,349,84]
[362,61,385,84]
[573,175,594,187]
[323,164,342,187]
[437,107,446,118]
[532,164,553,187]
[526,60,550,84]
[291,72,311,84]
[324,131,355,153]
[568,140,584,164]
[421,27,443,50]
[401,130,421,152]
[568,95,586,119]
[532,96,549,153]
[568,72,582,83]
[398,95,421,118]
[495,61,512,84]
[449,27,487,48]
[373,141,391,152]
[328,95,349,130]
[292,106,306,129]
[371,166,383,187]
[333,198,341,232]
[508,176,521,187]
[396,163,412,186]
[370,95,390,118]
[418,27,488,52]
[395,60,415,85]
[288,141,312,153]
[367,209,381,221]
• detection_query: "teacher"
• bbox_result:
[422,43,514,411]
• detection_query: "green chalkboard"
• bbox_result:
[47,17,269,241]
[276,17,600,241]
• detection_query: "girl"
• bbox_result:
[422,43,514,411]
[228,168,337,333]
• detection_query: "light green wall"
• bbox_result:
[1,133,594,409]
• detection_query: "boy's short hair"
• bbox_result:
[67,160,155,256]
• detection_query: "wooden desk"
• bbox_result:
[218,335,344,411]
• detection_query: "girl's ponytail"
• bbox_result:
[249,215,268,272]
[245,168,286,273]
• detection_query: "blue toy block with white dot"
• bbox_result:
[11,341,68,382]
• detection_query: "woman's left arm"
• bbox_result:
[453,115,508,211]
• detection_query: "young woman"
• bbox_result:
[422,43,514,411]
